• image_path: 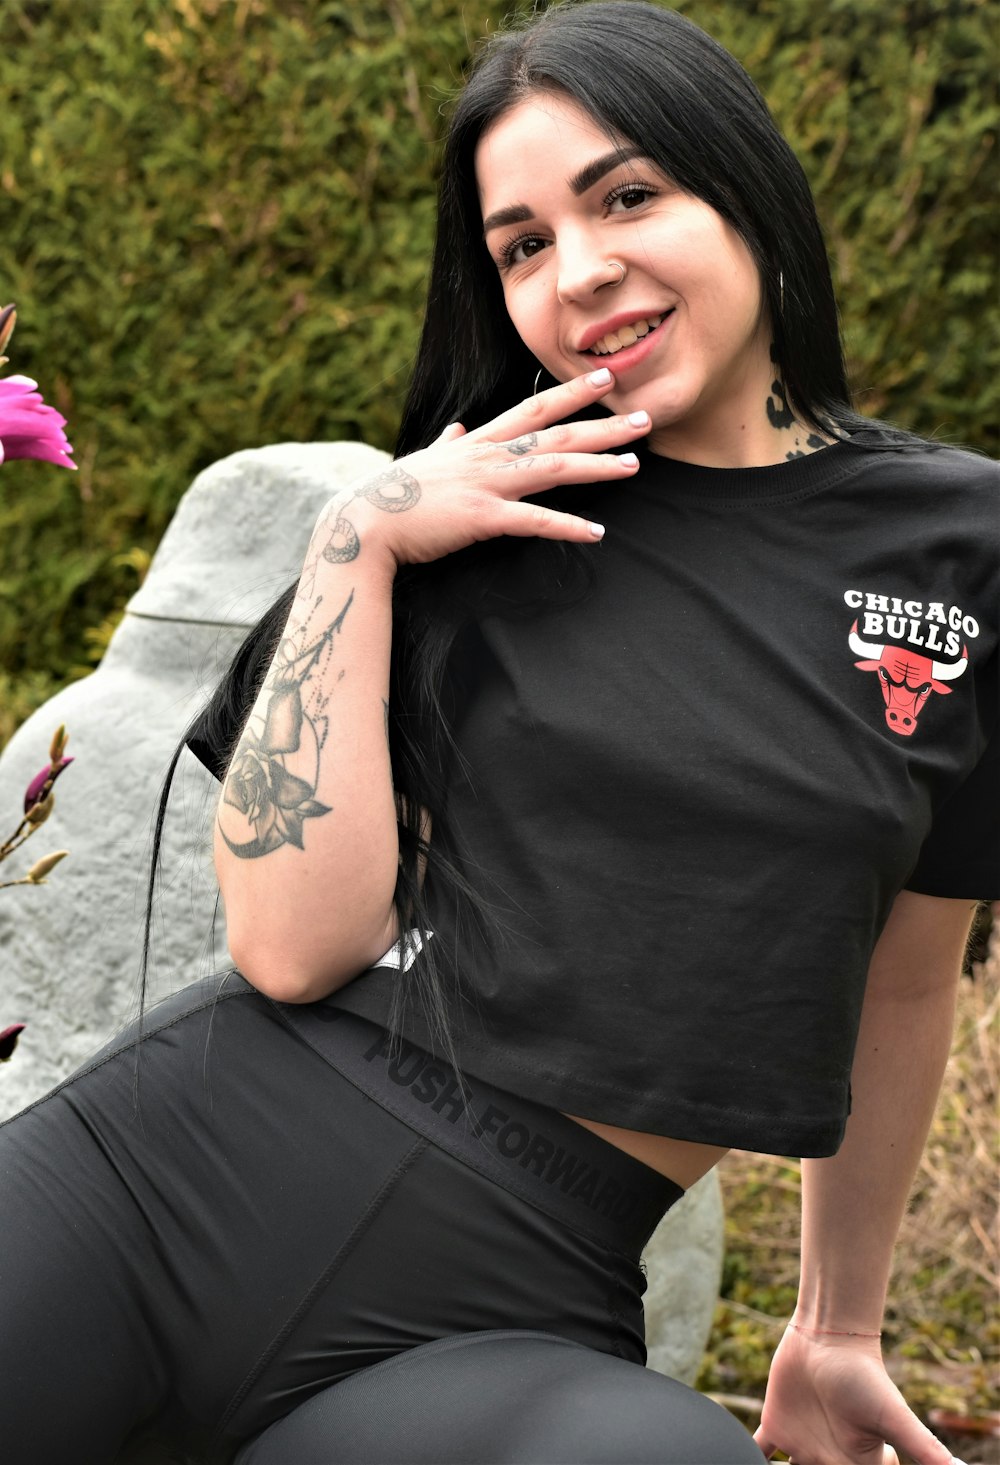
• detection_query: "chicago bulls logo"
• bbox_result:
[849,622,967,737]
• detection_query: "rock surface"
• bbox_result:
[0,441,388,1118]
[0,440,723,1387]
[642,1171,726,1383]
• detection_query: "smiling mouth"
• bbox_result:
[585,310,675,356]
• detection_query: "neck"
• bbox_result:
[647,375,838,469]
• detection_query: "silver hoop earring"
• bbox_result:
[533,366,544,395]
[778,269,785,315]
[606,260,626,287]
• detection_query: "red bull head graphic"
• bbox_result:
[849,622,967,736]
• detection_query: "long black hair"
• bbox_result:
[141,0,924,1053]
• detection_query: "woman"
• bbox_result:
[2,3,994,1462]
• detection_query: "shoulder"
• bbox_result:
[837,439,998,538]
[842,437,998,491]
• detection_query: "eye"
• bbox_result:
[604,179,660,212]
[497,232,548,270]
[878,667,889,681]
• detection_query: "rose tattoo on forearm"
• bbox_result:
[218,591,354,859]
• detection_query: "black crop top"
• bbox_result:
[190,439,998,1156]
[327,440,998,1156]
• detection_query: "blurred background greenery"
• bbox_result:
[0,0,996,744]
[0,0,996,1432]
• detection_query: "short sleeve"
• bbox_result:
[185,704,232,783]
[905,730,1000,899]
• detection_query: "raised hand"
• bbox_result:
[306,367,648,578]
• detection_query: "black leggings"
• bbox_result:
[0,974,763,1464]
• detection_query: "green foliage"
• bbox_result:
[0,0,995,739]
[672,0,998,435]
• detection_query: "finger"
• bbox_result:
[876,1392,952,1465]
[489,449,640,499]
[498,499,608,543]
[467,366,617,443]
[753,1429,776,1460]
[500,408,649,459]
[434,421,467,444]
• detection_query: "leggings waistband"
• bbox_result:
[271,997,683,1255]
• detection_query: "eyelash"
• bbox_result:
[496,178,660,270]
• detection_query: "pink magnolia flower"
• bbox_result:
[23,756,74,814]
[0,1024,25,1061]
[0,374,76,470]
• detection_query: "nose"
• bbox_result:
[555,229,621,303]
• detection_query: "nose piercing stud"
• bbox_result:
[606,260,626,287]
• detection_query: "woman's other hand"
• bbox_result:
[755,1327,955,1465]
[318,367,649,572]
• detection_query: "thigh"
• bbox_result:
[235,1330,767,1465]
[0,978,427,1463]
[0,1082,166,1465]
[1,979,650,1462]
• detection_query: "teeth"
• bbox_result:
[590,313,665,355]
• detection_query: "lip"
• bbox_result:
[576,307,674,354]
[575,308,676,373]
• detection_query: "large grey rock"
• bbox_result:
[0,441,389,1119]
[0,435,724,1390]
[642,1171,725,1384]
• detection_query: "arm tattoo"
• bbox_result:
[322,515,361,564]
[301,467,422,596]
[218,591,354,860]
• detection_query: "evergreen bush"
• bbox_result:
[0,0,995,735]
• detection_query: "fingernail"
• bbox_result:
[620,452,638,467]
[587,367,612,386]
[627,411,649,427]
[589,521,606,537]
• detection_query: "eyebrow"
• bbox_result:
[481,146,650,236]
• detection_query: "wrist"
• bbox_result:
[792,1272,888,1338]
[787,1320,882,1341]
[307,497,401,590]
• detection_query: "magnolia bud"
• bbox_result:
[25,791,54,827]
[25,849,69,883]
[48,724,69,763]
[0,303,15,359]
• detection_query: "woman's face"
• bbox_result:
[476,92,778,466]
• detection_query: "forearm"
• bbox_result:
[215,493,401,1001]
[794,892,976,1331]
[212,374,658,999]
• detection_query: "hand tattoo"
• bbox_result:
[357,464,421,512]
[503,432,539,456]
[322,515,361,564]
